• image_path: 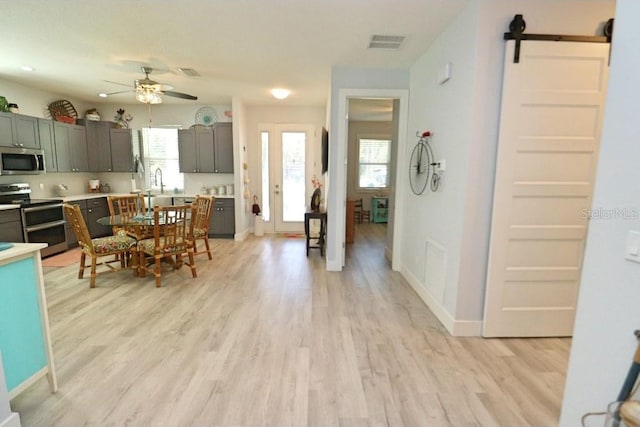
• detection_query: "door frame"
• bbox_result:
[327,88,409,271]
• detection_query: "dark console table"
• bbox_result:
[304,210,327,257]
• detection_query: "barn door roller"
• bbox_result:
[504,14,614,63]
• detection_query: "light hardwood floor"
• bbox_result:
[11,224,571,426]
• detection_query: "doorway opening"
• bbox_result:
[346,98,397,263]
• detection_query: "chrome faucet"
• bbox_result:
[154,167,164,194]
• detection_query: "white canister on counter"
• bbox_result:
[217,184,226,196]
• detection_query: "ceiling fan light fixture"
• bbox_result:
[271,88,290,100]
[135,87,163,104]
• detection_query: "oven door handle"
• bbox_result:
[22,202,64,213]
[25,219,67,233]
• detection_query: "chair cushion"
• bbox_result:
[85,235,137,255]
[193,228,207,238]
[138,237,187,255]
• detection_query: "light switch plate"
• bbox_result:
[625,230,640,263]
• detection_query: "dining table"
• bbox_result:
[97,211,192,277]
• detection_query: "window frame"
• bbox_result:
[356,134,392,191]
[140,127,184,192]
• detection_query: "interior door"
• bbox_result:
[261,124,313,234]
[482,40,610,337]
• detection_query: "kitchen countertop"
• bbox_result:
[0,242,48,263]
[0,205,21,211]
[56,193,236,202]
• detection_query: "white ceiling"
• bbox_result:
[0,0,469,108]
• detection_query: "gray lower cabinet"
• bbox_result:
[0,112,40,149]
[65,198,110,247]
[86,198,111,238]
[213,122,233,173]
[210,198,235,238]
[54,122,88,172]
[0,209,24,243]
[38,119,57,172]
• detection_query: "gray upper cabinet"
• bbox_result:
[178,128,215,173]
[213,122,233,173]
[38,119,56,172]
[110,128,133,172]
[54,121,88,172]
[0,112,40,149]
[86,121,112,172]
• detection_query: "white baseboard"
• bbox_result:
[234,229,250,241]
[401,266,482,337]
[0,413,21,427]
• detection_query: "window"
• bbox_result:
[261,131,271,222]
[141,128,183,192]
[358,137,391,189]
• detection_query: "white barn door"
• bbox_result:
[483,40,610,337]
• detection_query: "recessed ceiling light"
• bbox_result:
[21,65,34,72]
[271,88,290,100]
[98,93,108,98]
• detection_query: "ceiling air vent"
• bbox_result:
[177,68,200,77]
[368,35,405,50]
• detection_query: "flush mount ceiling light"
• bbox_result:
[98,92,108,98]
[21,65,34,72]
[271,88,290,100]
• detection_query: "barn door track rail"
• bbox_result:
[504,14,614,63]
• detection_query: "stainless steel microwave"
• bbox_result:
[0,147,46,175]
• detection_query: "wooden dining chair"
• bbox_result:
[354,198,370,224]
[107,194,152,240]
[63,203,137,288]
[191,195,214,260]
[137,205,197,287]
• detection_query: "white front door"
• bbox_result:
[260,124,313,234]
[482,40,610,337]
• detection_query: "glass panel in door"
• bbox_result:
[281,131,306,223]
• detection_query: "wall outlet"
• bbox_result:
[39,183,44,190]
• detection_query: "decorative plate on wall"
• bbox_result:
[195,106,218,126]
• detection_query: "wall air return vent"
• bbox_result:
[368,35,405,49]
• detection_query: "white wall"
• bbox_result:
[402,1,479,332]
[560,0,640,423]
[400,0,615,335]
[231,96,250,240]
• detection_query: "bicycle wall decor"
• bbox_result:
[409,131,441,195]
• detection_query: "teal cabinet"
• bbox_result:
[371,197,388,223]
[0,244,57,398]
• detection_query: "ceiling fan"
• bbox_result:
[103,67,198,104]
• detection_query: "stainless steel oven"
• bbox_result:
[0,183,67,257]
[21,203,67,257]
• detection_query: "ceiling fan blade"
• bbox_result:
[163,90,198,100]
[104,89,133,96]
[104,80,133,88]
